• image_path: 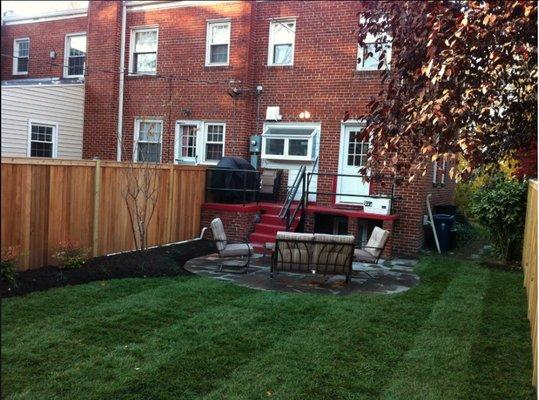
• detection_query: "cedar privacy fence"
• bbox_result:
[522,179,537,387]
[1,158,206,270]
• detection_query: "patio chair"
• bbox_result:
[354,226,390,264]
[210,217,253,272]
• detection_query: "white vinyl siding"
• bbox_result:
[1,84,84,159]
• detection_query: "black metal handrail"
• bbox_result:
[280,157,319,231]
[278,164,306,219]
[205,167,261,205]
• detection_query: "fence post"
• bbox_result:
[166,164,175,243]
[92,160,101,257]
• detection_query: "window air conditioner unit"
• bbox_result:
[265,106,282,121]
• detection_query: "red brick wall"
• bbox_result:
[1,17,87,80]
[3,1,456,258]
[82,1,122,160]
[200,208,259,244]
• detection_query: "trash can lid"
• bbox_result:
[433,214,454,220]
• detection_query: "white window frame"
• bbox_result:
[129,26,159,75]
[205,19,231,67]
[357,16,392,72]
[13,37,29,75]
[174,120,203,164]
[133,118,163,162]
[267,18,296,66]
[261,123,317,161]
[202,122,226,164]
[63,32,86,78]
[173,121,226,165]
[27,120,58,158]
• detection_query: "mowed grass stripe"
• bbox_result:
[200,259,459,400]
[76,290,334,399]
[1,278,259,398]
[1,277,179,331]
[381,261,489,400]
[466,269,536,400]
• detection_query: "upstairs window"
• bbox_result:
[357,16,392,71]
[134,119,162,162]
[64,33,86,77]
[261,124,317,161]
[28,121,57,158]
[13,38,29,75]
[268,19,295,66]
[131,28,158,74]
[206,20,230,66]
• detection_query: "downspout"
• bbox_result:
[426,194,441,254]
[116,0,127,162]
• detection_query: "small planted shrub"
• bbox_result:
[470,175,528,262]
[1,246,20,285]
[53,240,89,269]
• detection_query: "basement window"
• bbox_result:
[268,19,295,66]
[130,28,158,74]
[13,38,29,75]
[134,119,162,162]
[28,121,57,158]
[64,33,86,78]
[261,124,317,161]
[206,20,230,66]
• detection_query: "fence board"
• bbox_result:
[1,158,206,270]
[522,180,538,388]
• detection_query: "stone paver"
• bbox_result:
[185,253,420,296]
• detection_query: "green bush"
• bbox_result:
[1,246,20,286]
[470,176,528,262]
[52,240,88,269]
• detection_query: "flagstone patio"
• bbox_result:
[184,254,419,295]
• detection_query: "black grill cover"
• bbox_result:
[210,157,258,203]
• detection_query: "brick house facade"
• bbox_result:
[1,1,455,257]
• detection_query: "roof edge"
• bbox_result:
[2,8,87,25]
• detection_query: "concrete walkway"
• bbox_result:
[185,254,420,295]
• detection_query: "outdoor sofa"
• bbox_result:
[271,231,355,283]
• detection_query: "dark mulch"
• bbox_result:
[1,239,216,298]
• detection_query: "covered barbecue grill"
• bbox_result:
[209,157,259,203]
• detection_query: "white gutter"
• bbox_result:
[117,1,127,162]
[2,8,87,25]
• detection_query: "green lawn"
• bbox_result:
[1,256,535,399]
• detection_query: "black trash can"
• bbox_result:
[432,214,455,252]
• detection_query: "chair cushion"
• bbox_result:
[364,227,390,258]
[210,218,227,251]
[313,234,355,273]
[220,243,253,257]
[275,231,314,241]
[354,248,377,263]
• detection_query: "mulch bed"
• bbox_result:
[1,239,216,298]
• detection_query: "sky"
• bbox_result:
[1,1,88,17]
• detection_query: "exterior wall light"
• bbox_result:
[299,111,311,119]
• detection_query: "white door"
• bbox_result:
[175,121,202,164]
[337,124,370,204]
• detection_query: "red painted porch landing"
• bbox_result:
[202,202,398,254]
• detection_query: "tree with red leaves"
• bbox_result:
[354,0,537,181]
